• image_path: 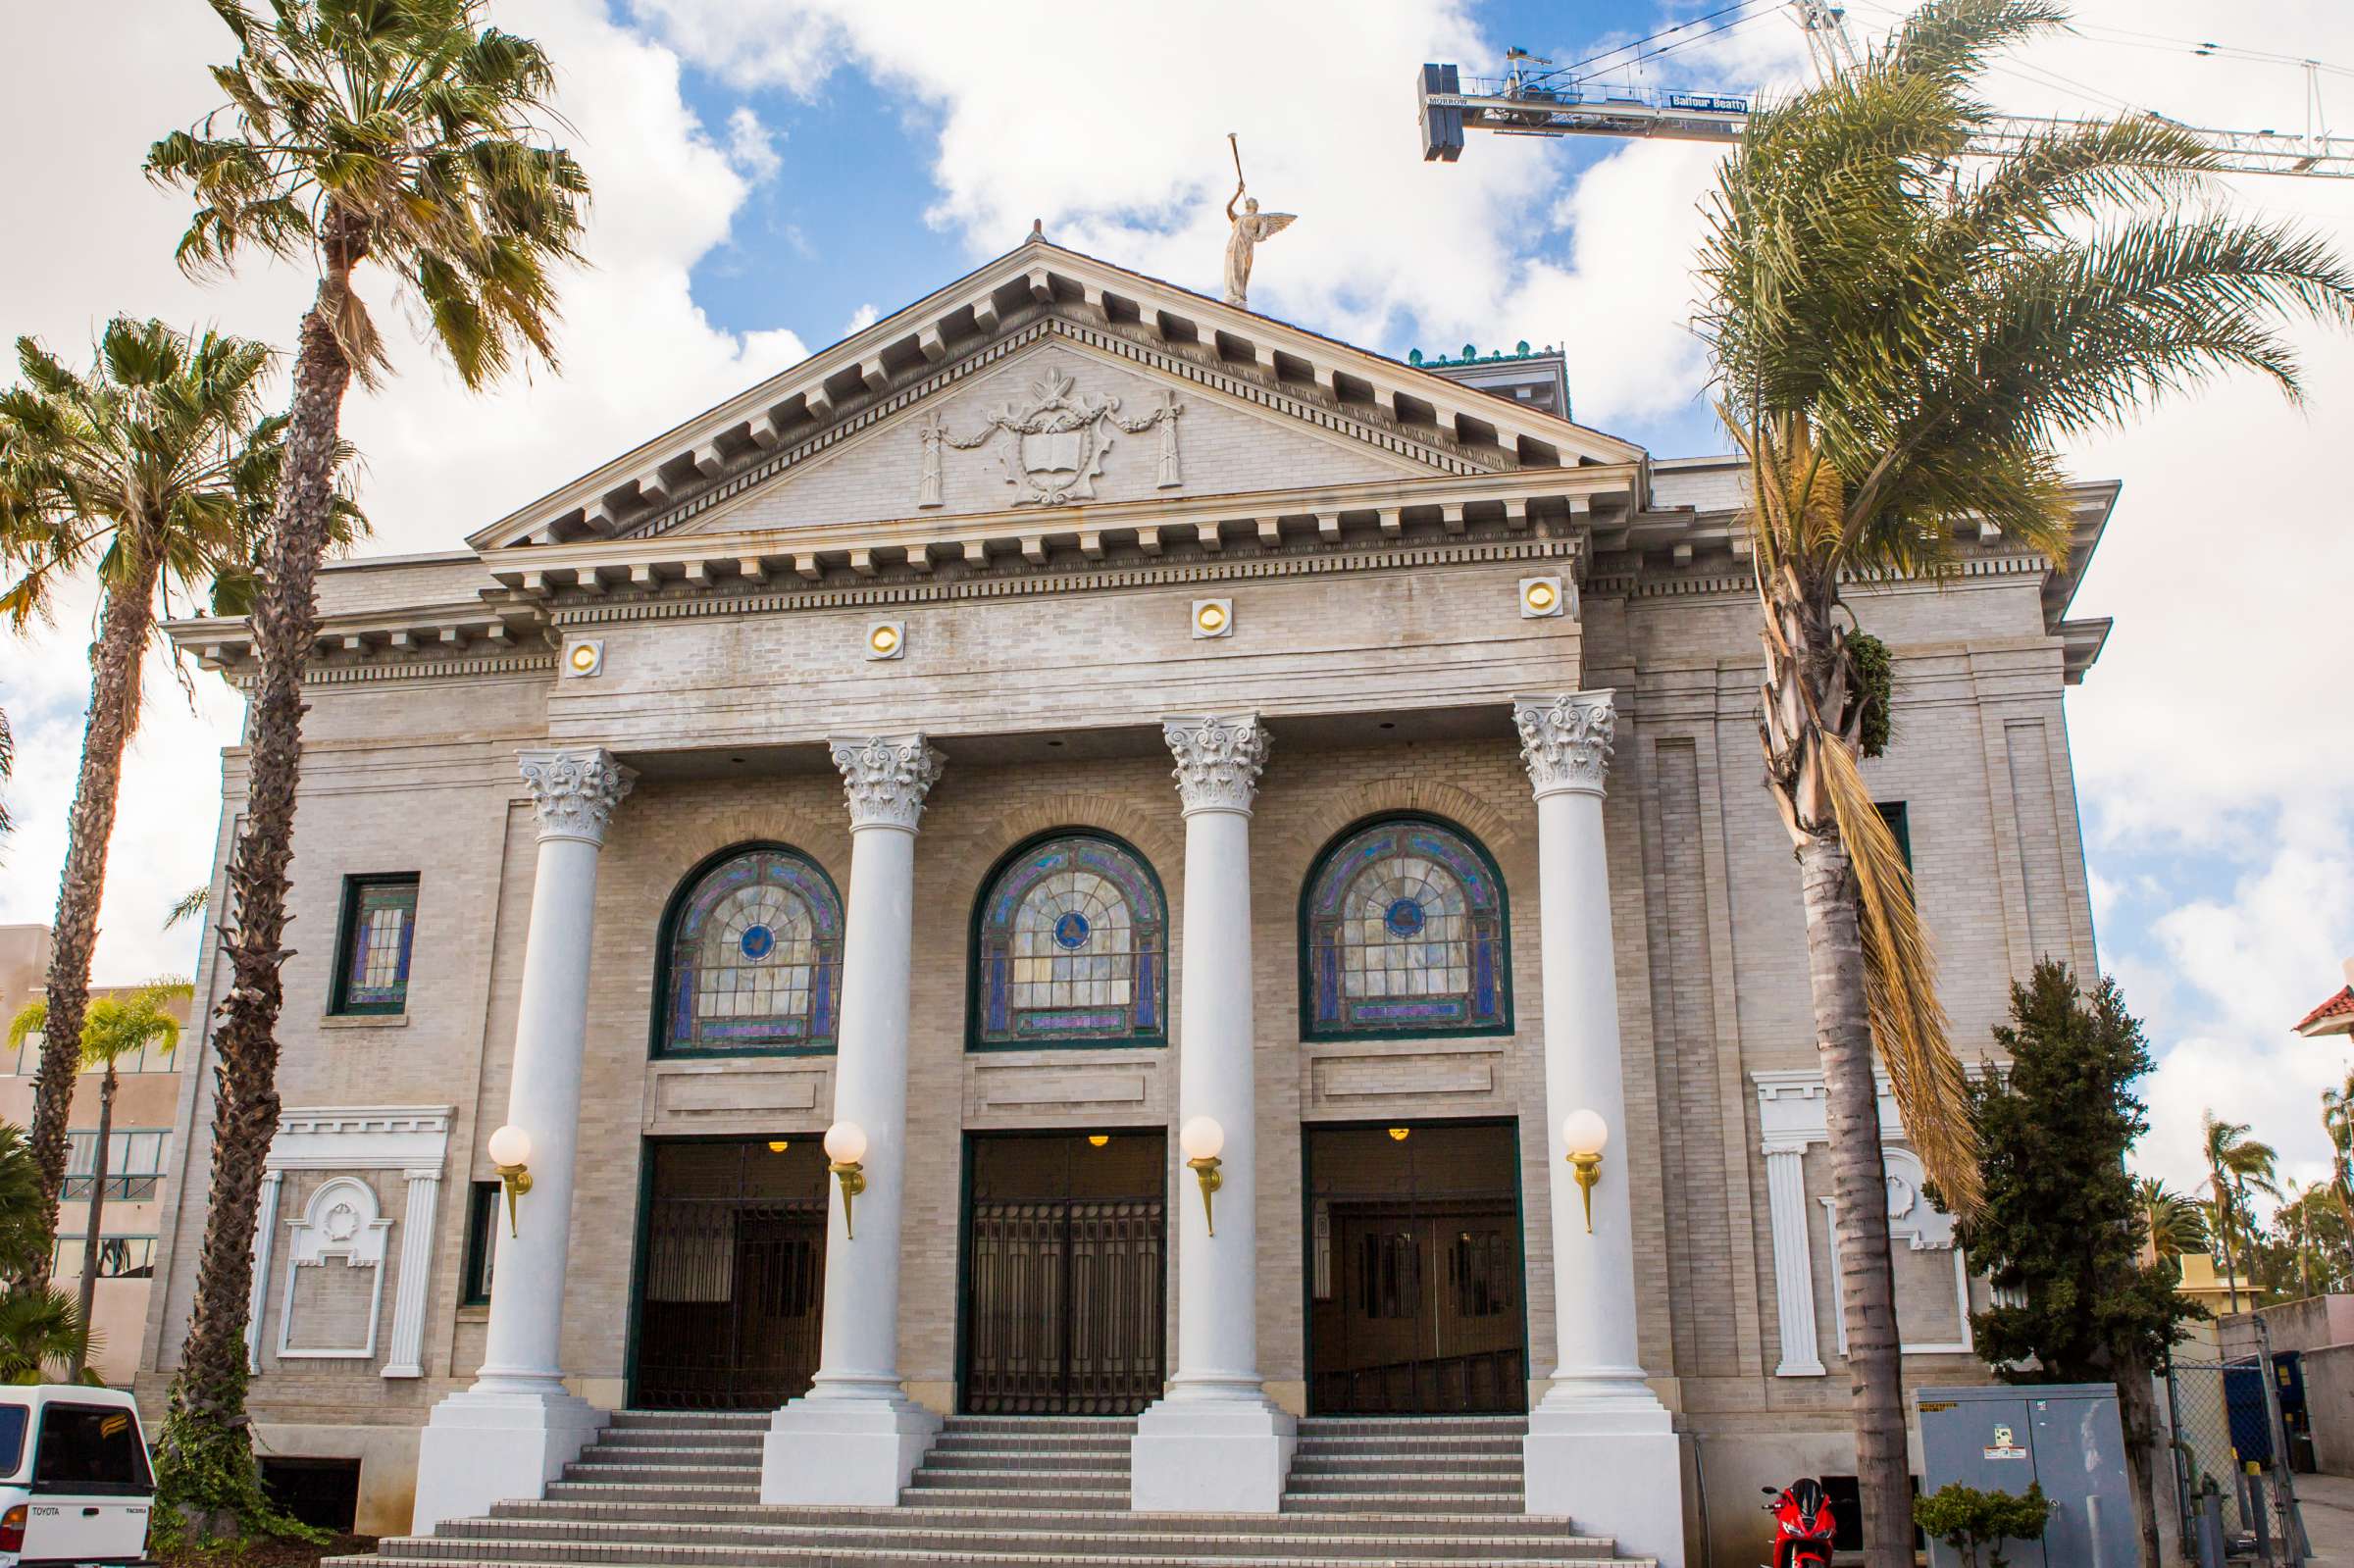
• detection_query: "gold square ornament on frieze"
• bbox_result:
[865,621,906,661]
[1519,576,1569,620]
[564,638,604,678]
[1192,598,1234,638]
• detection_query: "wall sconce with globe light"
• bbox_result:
[1179,1115,1224,1235]
[825,1121,868,1239]
[1561,1109,1610,1234]
[487,1124,534,1238]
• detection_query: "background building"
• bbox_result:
[0,924,187,1387]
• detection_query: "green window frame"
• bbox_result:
[461,1181,499,1306]
[1876,802,1914,875]
[330,874,419,1016]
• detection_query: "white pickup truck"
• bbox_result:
[0,1387,153,1567]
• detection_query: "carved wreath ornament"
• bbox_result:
[918,366,1184,509]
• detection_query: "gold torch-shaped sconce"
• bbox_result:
[1179,1115,1225,1236]
[486,1124,534,1238]
[1561,1109,1610,1235]
[824,1120,868,1239]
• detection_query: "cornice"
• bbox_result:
[547,533,1579,629]
[218,650,555,689]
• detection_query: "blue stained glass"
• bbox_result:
[1305,818,1509,1037]
[974,834,1165,1049]
[661,846,843,1055]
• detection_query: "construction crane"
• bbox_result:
[1417,1,2354,179]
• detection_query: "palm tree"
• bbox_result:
[0,319,286,1278]
[7,982,188,1376]
[2202,1113,2279,1313]
[1694,2,2354,1556]
[0,1124,93,1383]
[2321,1071,2354,1280]
[144,1,587,1523]
[2135,1176,2207,1272]
[0,708,14,849]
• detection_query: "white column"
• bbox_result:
[1130,714,1295,1513]
[244,1169,285,1373]
[1763,1143,1826,1377]
[762,734,946,1506]
[1512,692,1684,1567]
[383,1167,443,1379]
[414,747,634,1534]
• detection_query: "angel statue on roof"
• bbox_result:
[1223,133,1296,310]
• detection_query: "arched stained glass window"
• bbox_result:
[1303,816,1510,1038]
[972,834,1166,1050]
[659,845,843,1055]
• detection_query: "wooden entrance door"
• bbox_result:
[1306,1121,1527,1414]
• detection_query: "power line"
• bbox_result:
[1537,0,1772,87]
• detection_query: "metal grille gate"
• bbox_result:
[964,1196,1165,1414]
[632,1139,828,1410]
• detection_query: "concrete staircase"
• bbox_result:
[336,1408,1657,1566]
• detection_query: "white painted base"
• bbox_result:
[762,1394,943,1506]
[411,1386,606,1535]
[1130,1396,1298,1513]
[1524,1388,1685,1568]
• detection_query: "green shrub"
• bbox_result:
[1914,1481,2051,1568]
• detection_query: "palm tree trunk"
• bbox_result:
[1800,831,1914,1567]
[29,531,164,1284]
[2213,1171,2243,1314]
[157,237,356,1520]
[73,1064,115,1380]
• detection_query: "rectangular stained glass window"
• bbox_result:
[332,876,418,1016]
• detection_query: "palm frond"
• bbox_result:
[1820,728,1979,1212]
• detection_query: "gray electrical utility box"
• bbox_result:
[1916,1383,2137,1568]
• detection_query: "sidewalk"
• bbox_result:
[2300,1472,2354,1565]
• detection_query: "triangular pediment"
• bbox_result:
[467,239,1646,552]
[673,336,1435,539]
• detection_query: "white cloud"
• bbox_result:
[0,0,807,983]
[841,302,880,335]
[726,105,782,184]
[622,0,1810,425]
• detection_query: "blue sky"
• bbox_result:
[1,0,2350,1203]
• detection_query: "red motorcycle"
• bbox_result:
[1760,1478,1836,1568]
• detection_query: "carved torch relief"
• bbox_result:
[917,362,1184,509]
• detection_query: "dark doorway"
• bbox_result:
[961,1130,1166,1415]
[631,1137,827,1409]
[1305,1120,1527,1415]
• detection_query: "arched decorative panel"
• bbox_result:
[1302,816,1511,1038]
[659,845,844,1056]
[970,833,1167,1049]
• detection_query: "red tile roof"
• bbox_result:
[2296,986,2354,1037]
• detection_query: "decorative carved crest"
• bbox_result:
[920,363,1183,509]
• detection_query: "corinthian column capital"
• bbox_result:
[1163,713,1270,816]
[1513,690,1616,799]
[518,748,636,845]
[831,733,946,831]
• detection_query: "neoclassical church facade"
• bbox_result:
[148,237,2111,1567]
